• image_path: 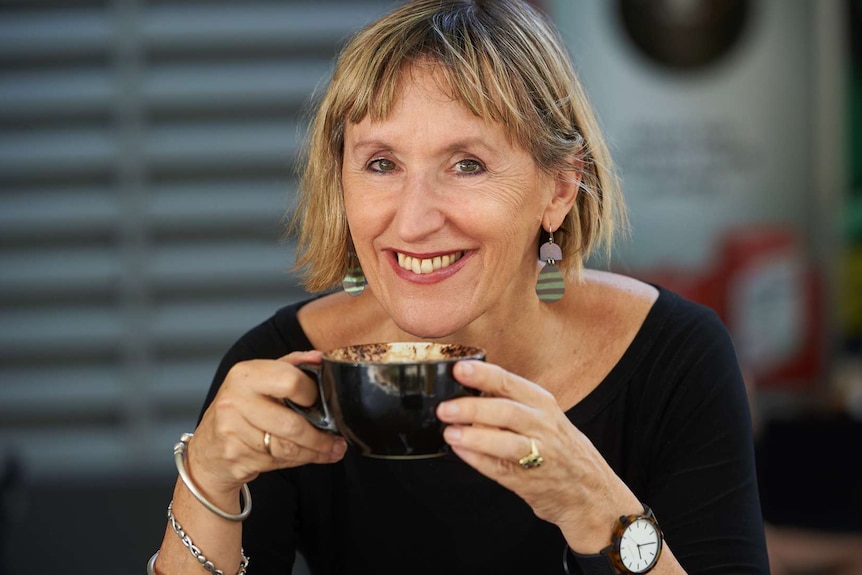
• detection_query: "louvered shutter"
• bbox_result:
[0,0,391,480]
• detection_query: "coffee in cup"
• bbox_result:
[288,342,485,459]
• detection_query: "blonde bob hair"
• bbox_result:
[290,0,626,292]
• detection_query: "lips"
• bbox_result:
[396,251,464,275]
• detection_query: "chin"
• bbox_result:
[395,317,461,341]
[391,303,471,341]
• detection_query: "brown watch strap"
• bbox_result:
[564,545,618,575]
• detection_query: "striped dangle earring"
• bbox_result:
[342,251,366,296]
[536,227,564,303]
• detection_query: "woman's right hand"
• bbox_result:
[185,350,348,499]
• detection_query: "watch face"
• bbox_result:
[619,518,661,573]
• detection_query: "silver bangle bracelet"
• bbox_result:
[146,502,249,575]
[147,550,159,575]
[174,432,252,522]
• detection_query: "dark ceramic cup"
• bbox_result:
[289,342,485,459]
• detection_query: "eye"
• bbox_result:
[454,159,484,175]
[368,158,397,173]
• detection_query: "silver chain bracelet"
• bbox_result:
[168,501,249,575]
[146,501,249,575]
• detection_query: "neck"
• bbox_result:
[379,287,579,393]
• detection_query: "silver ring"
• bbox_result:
[518,437,544,470]
[263,431,272,456]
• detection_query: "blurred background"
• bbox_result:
[0,0,859,574]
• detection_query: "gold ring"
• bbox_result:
[518,437,544,470]
[263,431,272,456]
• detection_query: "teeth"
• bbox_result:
[397,251,463,274]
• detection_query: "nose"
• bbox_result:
[392,171,446,243]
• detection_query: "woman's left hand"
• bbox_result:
[436,359,641,551]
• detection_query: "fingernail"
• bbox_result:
[444,426,462,442]
[439,402,459,417]
[456,361,474,376]
[331,438,347,457]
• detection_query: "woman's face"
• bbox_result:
[341,65,562,338]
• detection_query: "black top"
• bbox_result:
[200,287,770,575]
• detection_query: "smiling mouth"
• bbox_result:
[396,251,465,275]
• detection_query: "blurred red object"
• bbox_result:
[637,266,726,318]
[632,225,822,389]
[718,226,822,389]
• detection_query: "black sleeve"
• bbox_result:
[642,305,769,573]
[195,305,314,575]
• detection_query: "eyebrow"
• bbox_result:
[349,136,501,156]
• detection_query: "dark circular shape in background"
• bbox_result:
[618,0,751,71]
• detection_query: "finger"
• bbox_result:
[195,406,343,482]
[453,361,555,406]
[437,395,540,435]
[278,350,323,406]
[278,350,323,365]
[238,390,341,456]
[262,429,347,465]
[226,356,320,407]
[443,424,534,464]
[448,444,523,479]
[225,412,344,468]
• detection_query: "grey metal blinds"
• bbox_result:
[0,0,390,480]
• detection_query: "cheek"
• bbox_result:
[344,206,377,241]
[470,180,545,238]
[467,206,540,267]
[343,182,383,236]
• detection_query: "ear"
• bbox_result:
[542,159,582,230]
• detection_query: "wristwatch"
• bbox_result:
[565,504,663,575]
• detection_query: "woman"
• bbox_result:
[149,1,769,573]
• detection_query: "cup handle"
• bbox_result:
[286,363,338,433]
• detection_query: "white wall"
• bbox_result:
[548,0,817,271]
